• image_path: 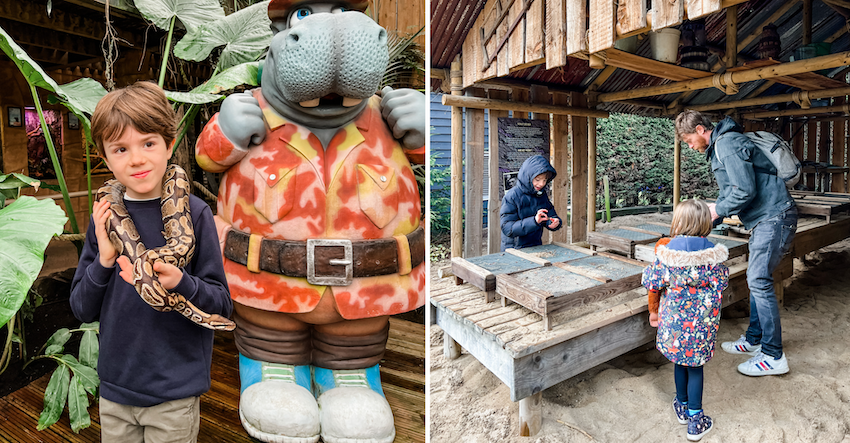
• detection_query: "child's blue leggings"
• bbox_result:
[674,364,704,410]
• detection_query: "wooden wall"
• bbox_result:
[372,0,425,47]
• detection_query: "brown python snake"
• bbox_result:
[97,164,236,331]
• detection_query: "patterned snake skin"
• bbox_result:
[97,164,236,331]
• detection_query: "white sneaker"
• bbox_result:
[737,351,789,376]
[721,334,762,355]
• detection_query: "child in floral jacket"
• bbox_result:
[642,199,729,442]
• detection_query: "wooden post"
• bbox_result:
[726,5,737,69]
[807,119,817,189]
[518,391,542,437]
[673,137,681,208]
[588,115,597,234]
[569,92,589,243]
[802,0,812,45]
[465,87,486,258]
[443,332,461,359]
[832,98,847,192]
[488,90,509,253]
[552,92,571,244]
[530,85,551,243]
[450,59,464,286]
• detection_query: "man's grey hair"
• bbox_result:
[675,110,714,141]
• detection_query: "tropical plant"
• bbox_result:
[429,152,452,233]
[0,192,68,375]
[25,322,100,433]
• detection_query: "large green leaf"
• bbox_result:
[193,62,260,94]
[0,173,41,190]
[37,365,70,430]
[50,78,107,117]
[164,90,224,105]
[61,355,99,396]
[78,330,99,369]
[68,377,91,433]
[133,0,225,33]
[43,328,72,356]
[0,197,67,326]
[173,1,271,71]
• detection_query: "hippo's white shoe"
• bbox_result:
[314,365,395,443]
[238,355,320,443]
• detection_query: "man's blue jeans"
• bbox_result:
[745,207,797,359]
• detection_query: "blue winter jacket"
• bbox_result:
[707,117,795,229]
[500,155,561,251]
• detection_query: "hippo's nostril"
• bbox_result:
[291,34,299,42]
[377,29,387,44]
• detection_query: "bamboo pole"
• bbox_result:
[726,5,737,69]
[689,86,850,112]
[450,60,464,265]
[588,116,597,233]
[598,51,850,102]
[442,95,610,118]
[673,137,681,209]
[742,103,850,120]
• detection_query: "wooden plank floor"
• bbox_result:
[0,318,424,443]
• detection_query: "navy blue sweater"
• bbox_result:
[500,155,561,251]
[70,194,232,407]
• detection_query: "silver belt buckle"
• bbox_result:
[306,239,353,286]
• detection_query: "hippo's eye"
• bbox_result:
[289,8,311,26]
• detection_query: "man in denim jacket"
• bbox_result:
[675,110,797,377]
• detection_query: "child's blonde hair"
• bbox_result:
[91,81,177,156]
[670,199,712,237]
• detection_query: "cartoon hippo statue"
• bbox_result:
[195,0,426,441]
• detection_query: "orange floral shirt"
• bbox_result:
[196,90,424,319]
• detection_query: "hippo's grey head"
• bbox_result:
[262,4,389,129]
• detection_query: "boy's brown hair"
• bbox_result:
[90,82,177,155]
[674,110,714,141]
[670,199,712,237]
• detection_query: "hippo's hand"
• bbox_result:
[380,86,426,150]
[218,91,266,149]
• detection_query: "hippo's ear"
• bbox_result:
[270,20,288,35]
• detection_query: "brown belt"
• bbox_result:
[224,226,425,286]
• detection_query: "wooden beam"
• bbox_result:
[652,0,684,30]
[545,0,568,69]
[588,0,617,53]
[803,0,813,45]
[617,0,760,40]
[570,92,589,243]
[450,60,464,264]
[588,113,598,234]
[551,92,571,244]
[684,0,722,20]
[464,88,486,258]
[600,48,713,82]
[616,0,647,36]
[742,103,850,120]
[442,95,610,118]
[0,1,141,47]
[726,5,738,69]
[689,86,850,112]
[566,0,587,56]
[598,51,850,102]
[488,90,509,254]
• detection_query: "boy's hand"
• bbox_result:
[218,91,265,149]
[649,312,659,327]
[548,217,560,229]
[93,200,118,268]
[116,256,184,291]
[535,209,549,224]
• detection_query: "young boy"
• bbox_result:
[70,82,232,443]
[500,154,562,251]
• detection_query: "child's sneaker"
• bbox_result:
[721,334,762,355]
[737,351,789,376]
[687,411,713,441]
[673,398,688,425]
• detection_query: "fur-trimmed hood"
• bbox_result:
[656,237,729,267]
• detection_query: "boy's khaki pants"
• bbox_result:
[100,396,200,443]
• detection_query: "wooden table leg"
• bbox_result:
[519,391,542,436]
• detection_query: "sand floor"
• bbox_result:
[428,215,850,443]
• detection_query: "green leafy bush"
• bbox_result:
[596,113,717,208]
[429,152,451,233]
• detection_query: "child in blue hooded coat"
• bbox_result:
[500,155,561,251]
[642,199,729,442]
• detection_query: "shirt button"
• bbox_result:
[269,174,276,180]
[380,176,387,182]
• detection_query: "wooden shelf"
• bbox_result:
[601,48,714,82]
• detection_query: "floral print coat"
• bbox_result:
[642,236,729,367]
